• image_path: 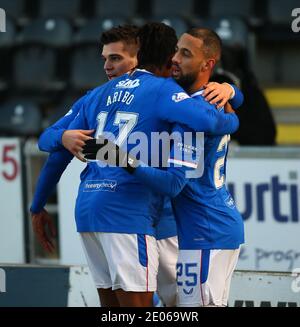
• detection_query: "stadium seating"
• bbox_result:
[13,17,72,92]
[95,0,138,18]
[267,0,299,25]
[13,47,64,91]
[45,94,80,127]
[282,47,300,85]
[0,17,15,90]
[253,47,277,86]
[74,18,126,45]
[0,0,28,24]
[70,46,107,91]
[38,0,82,21]
[156,17,189,37]
[152,0,195,18]
[0,16,15,47]
[0,99,42,136]
[17,17,72,47]
[258,0,300,42]
[0,0,297,144]
[204,17,249,49]
[208,0,254,19]
[71,16,126,91]
[264,88,300,144]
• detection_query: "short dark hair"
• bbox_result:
[100,24,139,46]
[186,28,222,62]
[137,23,178,70]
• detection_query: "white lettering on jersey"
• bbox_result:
[116,78,140,89]
[177,142,197,154]
[214,135,230,189]
[83,180,117,192]
[172,92,190,103]
[106,91,135,106]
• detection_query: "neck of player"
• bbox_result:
[188,75,210,95]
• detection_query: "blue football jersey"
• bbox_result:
[149,193,177,240]
[171,90,245,249]
[67,70,239,235]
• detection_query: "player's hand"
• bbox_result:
[82,137,138,173]
[224,102,235,113]
[31,208,57,253]
[203,82,234,109]
[62,129,94,162]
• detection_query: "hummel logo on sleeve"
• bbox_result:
[172,92,190,103]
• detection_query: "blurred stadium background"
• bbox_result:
[0,0,300,307]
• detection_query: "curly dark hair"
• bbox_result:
[137,22,178,70]
[100,24,139,46]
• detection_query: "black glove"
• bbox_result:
[81,137,108,160]
[82,137,138,174]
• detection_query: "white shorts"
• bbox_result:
[177,248,240,307]
[157,236,179,307]
[79,232,159,292]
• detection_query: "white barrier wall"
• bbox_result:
[58,159,87,265]
[0,265,299,307]
[227,154,300,272]
[229,270,300,307]
[0,138,25,263]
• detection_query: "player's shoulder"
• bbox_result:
[73,91,90,107]
[158,78,193,105]
[81,75,125,103]
[190,89,207,102]
[129,69,166,89]
[160,78,189,95]
[191,89,223,112]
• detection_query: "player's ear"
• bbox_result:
[201,61,210,72]
[207,58,216,70]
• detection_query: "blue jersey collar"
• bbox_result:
[130,69,154,76]
[190,88,204,98]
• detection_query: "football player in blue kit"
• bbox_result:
[32,24,182,307]
[92,28,245,307]
[57,23,241,307]
[32,23,244,305]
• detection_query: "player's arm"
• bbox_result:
[62,105,93,158]
[228,84,244,109]
[133,124,200,197]
[31,94,92,252]
[158,80,239,135]
[82,139,188,197]
[203,82,244,109]
[30,149,74,252]
[42,96,92,158]
[82,125,201,198]
[38,94,93,153]
[133,166,188,198]
[30,150,74,214]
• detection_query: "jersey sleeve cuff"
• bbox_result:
[57,128,67,147]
